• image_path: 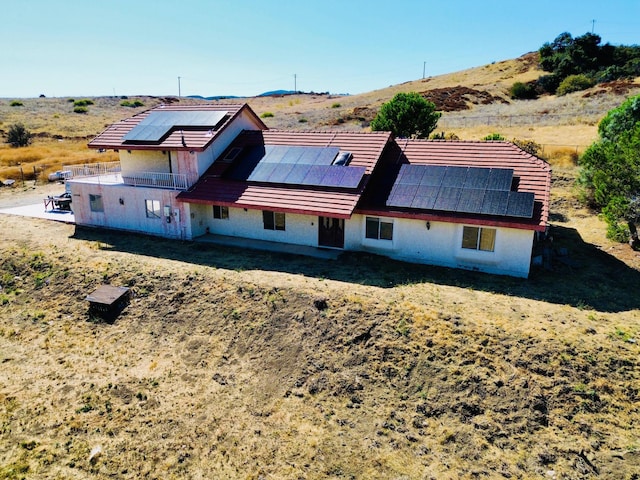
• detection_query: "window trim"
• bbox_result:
[89,194,104,213]
[365,216,393,241]
[263,211,285,231]
[213,205,229,220]
[462,226,496,252]
[145,199,161,219]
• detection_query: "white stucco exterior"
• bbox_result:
[196,206,534,277]
[348,214,534,277]
[71,181,186,239]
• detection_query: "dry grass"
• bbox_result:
[0,140,118,181]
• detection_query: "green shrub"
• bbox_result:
[73,99,94,107]
[6,123,32,147]
[331,102,341,108]
[430,131,460,140]
[510,81,538,100]
[9,100,23,107]
[536,74,561,94]
[260,112,274,118]
[556,74,595,96]
[73,106,88,114]
[67,98,75,103]
[298,118,308,123]
[120,100,144,108]
[482,133,505,141]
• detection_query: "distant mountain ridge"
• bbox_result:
[188,89,300,101]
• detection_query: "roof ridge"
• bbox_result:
[265,129,391,135]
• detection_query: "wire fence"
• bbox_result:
[438,112,602,129]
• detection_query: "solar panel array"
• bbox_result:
[386,165,534,218]
[123,110,228,143]
[227,145,365,189]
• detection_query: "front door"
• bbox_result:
[318,217,344,249]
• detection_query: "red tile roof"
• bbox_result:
[357,140,551,231]
[177,130,392,218]
[179,176,362,218]
[87,104,266,152]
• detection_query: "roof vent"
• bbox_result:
[333,151,353,166]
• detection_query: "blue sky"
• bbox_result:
[1,0,638,98]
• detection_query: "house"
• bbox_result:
[67,103,551,278]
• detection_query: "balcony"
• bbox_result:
[63,162,195,191]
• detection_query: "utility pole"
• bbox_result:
[178,76,181,98]
[423,61,426,79]
[294,74,297,93]
[592,19,596,33]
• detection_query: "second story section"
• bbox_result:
[86,104,267,189]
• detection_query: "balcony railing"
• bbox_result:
[64,161,121,178]
[121,172,190,190]
[63,162,195,191]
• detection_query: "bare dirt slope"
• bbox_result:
[1,179,639,479]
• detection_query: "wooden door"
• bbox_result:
[318,217,344,248]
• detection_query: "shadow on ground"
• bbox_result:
[71,224,640,314]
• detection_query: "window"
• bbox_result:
[263,211,285,231]
[462,226,496,252]
[213,205,229,219]
[366,217,393,240]
[89,194,104,212]
[145,199,161,219]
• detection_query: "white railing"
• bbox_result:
[63,162,195,190]
[121,172,190,190]
[64,161,121,178]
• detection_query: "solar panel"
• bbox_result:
[316,147,341,165]
[486,168,514,190]
[261,145,288,164]
[456,188,486,214]
[397,165,426,185]
[433,186,462,211]
[419,165,446,186]
[505,192,535,218]
[123,110,228,143]
[283,164,312,184]
[281,147,306,164]
[387,194,415,208]
[392,184,420,198]
[301,165,327,185]
[410,194,437,210]
[463,168,491,189]
[321,166,346,187]
[296,147,322,165]
[441,167,469,187]
[338,167,365,188]
[247,162,277,182]
[265,165,290,183]
[481,190,509,215]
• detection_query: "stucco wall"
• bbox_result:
[200,207,532,277]
[349,214,534,277]
[120,150,173,176]
[203,206,319,246]
[70,183,187,239]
